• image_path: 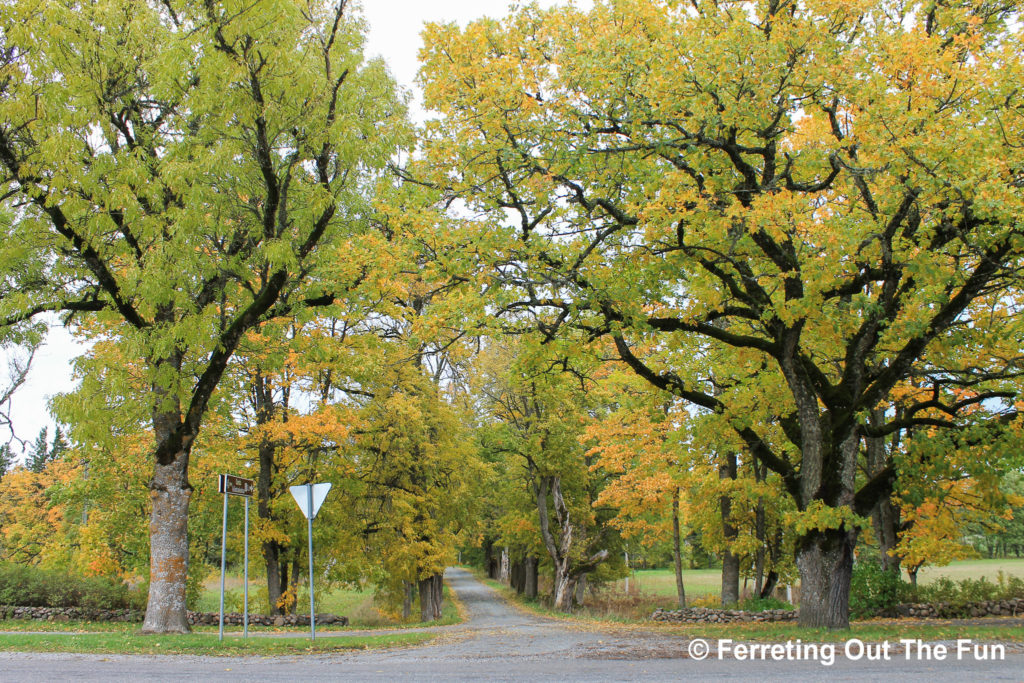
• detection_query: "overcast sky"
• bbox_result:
[2,0,592,455]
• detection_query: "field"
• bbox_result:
[195,575,459,629]
[610,559,1024,603]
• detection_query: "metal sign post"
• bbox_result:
[289,482,332,641]
[217,474,255,642]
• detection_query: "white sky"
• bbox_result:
[2,0,591,457]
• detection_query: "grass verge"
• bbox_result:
[0,630,434,655]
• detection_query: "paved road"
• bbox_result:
[1,567,1022,681]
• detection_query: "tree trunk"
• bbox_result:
[499,547,510,584]
[672,489,686,608]
[141,457,192,634]
[797,527,856,629]
[866,411,902,573]
[432,573,444,620]
[552,567,576,611]
[574,573,587,608]
[524,556,538,599]
[418,575,435,622]
[402,581,413,620]
[719,452,740,606]
[263,541,284,615]
[254,371,287,615]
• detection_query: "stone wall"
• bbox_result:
[0,605,347,627]
[893,598,1022,619]
[651,606,797,624]
[650,596,1024,623]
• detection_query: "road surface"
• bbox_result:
[1,567,1021,681]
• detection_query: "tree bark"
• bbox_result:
[866,411,902,573]
[797,527,857,629]
[719,452,740,606]
[432,572,444,620]
[141,457,192,634]
[672,489,686,608]
[524,556,538,599]
[574,573,587,608]
[402,581,413,620]
[418,575,435,622]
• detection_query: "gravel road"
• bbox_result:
[1,567,1021,681]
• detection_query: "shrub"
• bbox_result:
[0,562,142,609]
[849,561,908,619]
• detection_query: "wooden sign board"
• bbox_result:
[218,474,254,498]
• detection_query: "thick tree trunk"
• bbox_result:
[142,457,192,634]
[672,490,686,608]
[418,575,435,622]
[719,453,740,606]
[797,528,856,629]
[418,573,443,621]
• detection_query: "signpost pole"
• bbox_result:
[243,496,249,639]
[219,487,228,642]
[307,483,316,641]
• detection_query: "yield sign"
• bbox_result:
[290,483,332,520]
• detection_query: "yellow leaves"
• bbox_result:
[787,501,869,536]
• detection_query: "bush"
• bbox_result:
[911,574,1024,607]
[849,561,908,619]
[0,563,143,609]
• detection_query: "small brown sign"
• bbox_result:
[218,474,254,497]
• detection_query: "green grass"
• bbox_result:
[906,558,1024,585]
[613,568,721,599]
[0,630,434,655]
[482,571,1024,642]
[194,576,461,630]
[613,559,1024,600]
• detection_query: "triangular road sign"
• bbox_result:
[290,483,332,520]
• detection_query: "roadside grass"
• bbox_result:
[480,574,1024,643]
[0,630,434,655]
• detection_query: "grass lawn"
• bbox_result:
[612,568,722,600]
[194,575,460,630]
[0,630,434,655]
[908,558,1024,585]
[482,576,1024,643]
[613,558,1024,600]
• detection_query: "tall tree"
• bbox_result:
[420,0,1024,627]
[0,0,406,631]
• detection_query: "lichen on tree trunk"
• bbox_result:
[141,459,192,634]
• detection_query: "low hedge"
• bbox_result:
[0,563,143,610]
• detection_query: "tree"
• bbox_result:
[473,339,619,611]
[0,0,406,631]
[420,0,1024,627]
[27,426,68,473]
